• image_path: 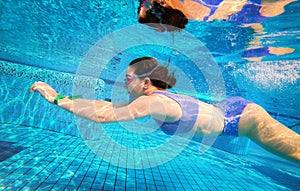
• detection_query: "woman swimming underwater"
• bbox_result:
[30,57,300,164]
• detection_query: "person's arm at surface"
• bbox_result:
[206,0,247,21]
[166,0,210,20]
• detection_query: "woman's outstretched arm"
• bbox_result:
[29,82,154,123]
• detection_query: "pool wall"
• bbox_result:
[0,60,106,138]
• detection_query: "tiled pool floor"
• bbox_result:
[0,124,299,190]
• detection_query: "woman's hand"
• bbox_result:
[29,82,58,103]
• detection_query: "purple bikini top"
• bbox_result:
[152,91,199,135]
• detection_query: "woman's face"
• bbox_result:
[124,66,145,100]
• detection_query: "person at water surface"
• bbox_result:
[137,0,296,61]
[137,0,296,31]
[30,57,300,164]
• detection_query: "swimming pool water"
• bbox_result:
[1,0,300,190]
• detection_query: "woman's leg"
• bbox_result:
[238,104,300,164]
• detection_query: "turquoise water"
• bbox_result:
[1,0,300,190]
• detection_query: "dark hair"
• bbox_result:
[129,57,176,89]
[138,2,188,32]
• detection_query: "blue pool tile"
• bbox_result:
[0,141,26,162]
[20,181,39,190]
[50,184,68,191]
[114,186,126,191]
[115,180,126,187]
[146,184,158,190]
[38,182,55,190]
[90,182,103,190]
[1,124,300,190]
[103,184,115,191]
[136,182,147,189]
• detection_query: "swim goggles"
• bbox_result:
[124,65,159,85]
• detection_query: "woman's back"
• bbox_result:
[151,91,224,136]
